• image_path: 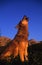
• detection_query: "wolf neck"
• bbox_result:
[17,25,28,40]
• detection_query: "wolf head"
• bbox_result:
[16,15,29,29]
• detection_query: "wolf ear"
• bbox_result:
[15,21,21,29]
[15,24,19,29]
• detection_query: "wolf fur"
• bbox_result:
[0,16,29,62]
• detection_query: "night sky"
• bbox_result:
[0,0,42,41]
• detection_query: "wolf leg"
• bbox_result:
[0,51,11,60]
[25,42,28,61]
[13,47,18,58]
[19,48,25,62]
[25,48,28,61]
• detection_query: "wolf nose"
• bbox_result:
[22,15,29,22]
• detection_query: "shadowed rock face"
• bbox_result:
[0,36,11,46]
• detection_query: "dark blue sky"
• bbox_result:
[0,0,42,41]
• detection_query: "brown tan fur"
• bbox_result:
[0,16,29,62]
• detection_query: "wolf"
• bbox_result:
[0,16,29,62]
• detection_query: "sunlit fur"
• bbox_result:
[0,16,29,62]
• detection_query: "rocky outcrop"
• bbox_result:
[29,39,40,46]
[0,36,11,46]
